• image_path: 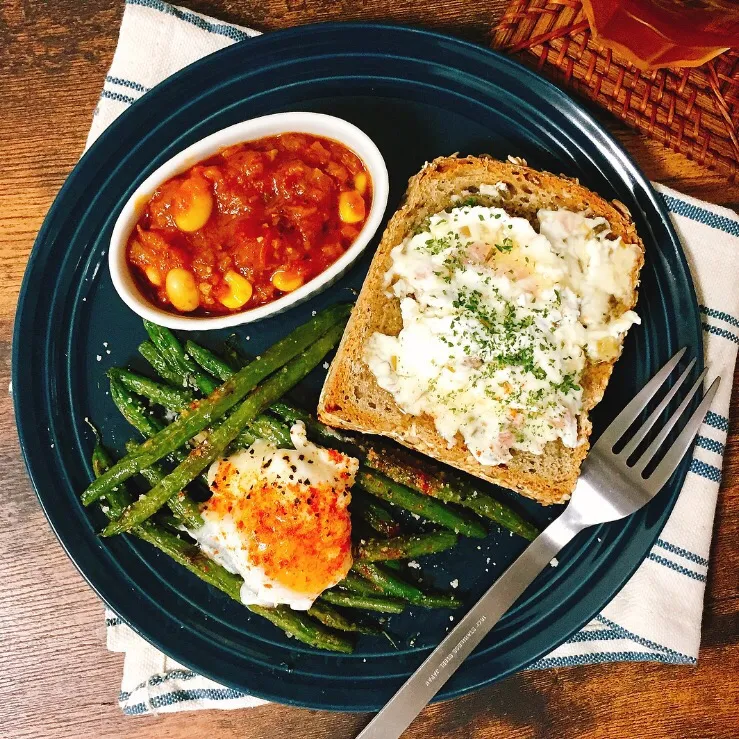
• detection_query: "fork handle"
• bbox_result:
[356,510,584,739]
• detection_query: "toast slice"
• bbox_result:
[318,155,645,505]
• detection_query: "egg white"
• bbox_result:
[188,422,357,610]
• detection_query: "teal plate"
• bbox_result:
[13,24,701,711]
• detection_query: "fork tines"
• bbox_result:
[595,348,720,488]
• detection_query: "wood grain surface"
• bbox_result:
[0,2,737,738]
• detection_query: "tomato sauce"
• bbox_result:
[126,133,372,315]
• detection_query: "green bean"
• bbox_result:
[183,348,483,540]
[138,341,184,387]
[185,340,235,383]
[271,401,356,450]
[353,563,461,609]
[355,532,458,562]
[185,343,294,453]
[82,304,350,506]
[233,411,470,542]
[355,470,486,539]
[153,512,184,535]
[272,403,538,541]
[109,377,164,437]
[124,440,203,529]
[114,353,261,482]
[89,428,131,519]
[137,523,353,651]
[321,590,406,614]
[226,411,292,452]
[232,425,259,450]
[351,492,401,538]
[91,435,111,480]
[111,370,380,641]
[108,368,193,414]
[109,376,210,490]
[251,608,354,653]
[130,523,353,651]
[101,323,346,535]
[308,601,381,635]
[344,563,459,609]
[143,320,217,394]
[338,572,383,595]
[381,560,402,572]
[136,522,243,593]
[244,414,293,448]
[223,336,251,370]
[364,447,539,541]
[91,442,352,653]
[244,395,481,541]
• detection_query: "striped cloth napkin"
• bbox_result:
[91,0,738,716]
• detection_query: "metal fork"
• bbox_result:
[357,349,719,739]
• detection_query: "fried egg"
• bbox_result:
[188,422,358,610]
[365,200,641,466]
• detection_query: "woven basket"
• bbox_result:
[492,0,739,181]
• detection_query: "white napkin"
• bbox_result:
[91,0,738,715]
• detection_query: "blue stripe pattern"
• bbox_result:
[661,193,739,237]
[654,539,709,567]
[123,702,149,716]
[700,305,739,329]
[689,458,722,482]
[702,322,739,345]
[153,687,247,706]
[704,411,729,432]
[595,615,696,661]
[121,653,697,700]
[695,435,725,456]
[566,628,622,644]
[127,0,253,41]
[123,687,249,714]
[647,553,707,582]
[119,669,199,701]
[530,649,695,669]
[100,89,137,105]
[105,75,150,93]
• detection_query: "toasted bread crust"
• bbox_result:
[319,156,645,505]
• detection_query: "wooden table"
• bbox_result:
[1,1,737,737]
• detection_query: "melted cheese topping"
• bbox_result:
[364,202,640,466]
[188,422,358,610]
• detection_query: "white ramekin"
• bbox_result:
[109,112,389,330]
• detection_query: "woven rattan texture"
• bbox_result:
[492,0,739,181]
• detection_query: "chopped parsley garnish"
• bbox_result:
[556,374,581,395]
[412,217,432,235]
[422,235,453,255]
[393,206,590,454]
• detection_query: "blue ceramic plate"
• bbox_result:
[13,24,701,711]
